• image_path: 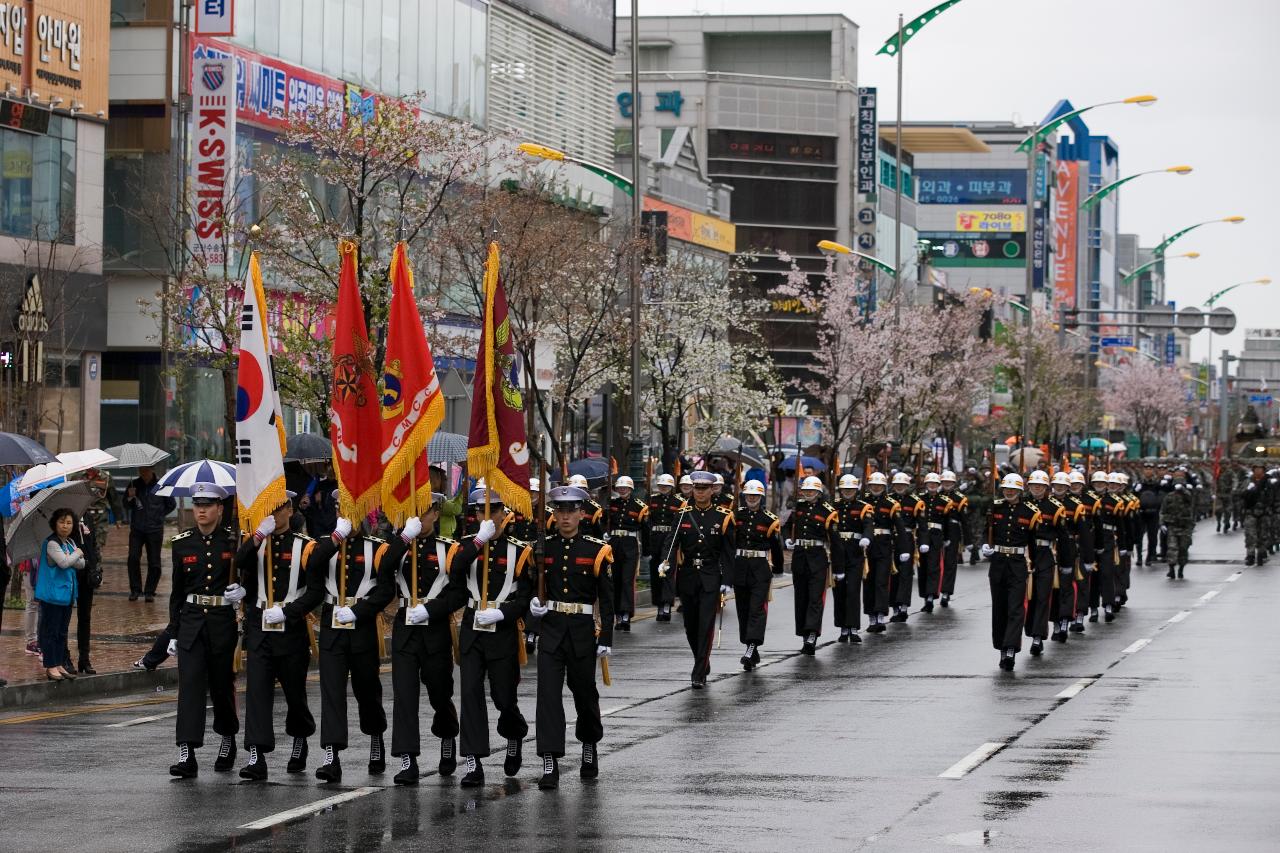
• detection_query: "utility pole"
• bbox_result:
[1218,349,1236,453]
[892,13,904,323]
[628,0,644,479]
[1019,121,1041,461]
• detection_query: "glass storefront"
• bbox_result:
[0,117,77,243]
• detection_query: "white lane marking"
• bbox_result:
[105,710,180,728]
[238,787,380,831]
[1054,678,1096,700]
[1226,572,1242,582]
[939,742,1004,779]
[1121,638,1151,655]
[600,706,626,717]
[1167,610,1192,624]
[1198,590,1219,604]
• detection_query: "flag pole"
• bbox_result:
[410,464,419,609]
[482,489,491,608]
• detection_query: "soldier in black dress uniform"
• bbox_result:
[831,474,871,644]
[938,470,968,606]
[167,483,241,778]
[659,470,734,687]
[732,479,783,668]
[235,494,319,781]
[1023,470,1070,657]
[1050,471,1086,642]
[304,509,402,783]
[528,485,614,789]
[862,472,906,633]
[980,473,1042,671]
[450,488,530,787]
[605,475,648,633]
[783,475,837,655]
[917,472,954,613]
[565,474,605,536]
[645,473,683,622]
[1092,471,1125,623]
[889,472,927,622]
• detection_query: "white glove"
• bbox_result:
[263,605,286,624]
[596,645,611,658]
[474,519,497,545]
[333,517,353,542]
[529,597,549,617]
[980,544,996,558]
[335,606,356,624]
[223,583,246,604]
[1082,563,1094,573]
[784,539,795,550]
[255,515,276,540]
[406,603,429,625]
[167,639,178,656]
[1058,565,1074,573]
[919,544,930,554]
[602,533,611,542]
[719,584,732,595]
[834,573,846,582]
[898,552,911,563]
[1160,525,1168,534]
[859,537,870,548]
[944,540,951,547]
[658,561,669,578]
[474,607,504,626]
[400,516,422,542]
[1119,550,1130,557]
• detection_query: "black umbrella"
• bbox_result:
[552,458,610,489]
[285,433,331,463]
[0,432,57,466]
[707,436,766,469]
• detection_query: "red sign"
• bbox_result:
[1052,161,1079,309]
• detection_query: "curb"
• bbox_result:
[1,666,180,709]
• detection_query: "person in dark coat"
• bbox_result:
[125,465,176,601]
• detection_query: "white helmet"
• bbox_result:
[868,472,888,486]
[529,477,541,492]
[713,472,725,485]
[741,479,766,496]
[615,475,635,490]
[1000,473,1025,490]
[1108,471,1126,485]
[678,474,693,486]
[940,470,957,482]
[838,473,859,490]
[655,473,676,488]
[1115,472,1130,484]
[1051,472,1071,486]
[800,476,824,492]
[567,474,589,489]
[891,472,912,485]
[923,472,942,485]
[1090,470,1109,483]
[1027,470,1051,486]
[1068,470,1086,485]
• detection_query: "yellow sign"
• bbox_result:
[956,210,1025,232]
[642,197,736,254]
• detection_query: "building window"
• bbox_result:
[0,117,78,243]
[879,157,914,199]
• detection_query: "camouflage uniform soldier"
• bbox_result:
[85,468,123,554]
[1241,466,1270,566]
[1232,468,1248,532]
[961,468,989,565]
[1214,467,1235,533]
[1159,471,1195,579]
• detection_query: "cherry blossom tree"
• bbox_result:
[1102,359,1191,456]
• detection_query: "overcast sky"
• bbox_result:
[616,0,1279,360]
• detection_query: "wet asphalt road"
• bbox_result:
[3,518,1277,852]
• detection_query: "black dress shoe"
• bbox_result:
[170,744,198,779]
[998,655,1015,672]
[752,646,761,663]
[922,600,934,613]
[740,654,755,671]
[1069,622,1085,633]
[368,733,386,774]
[145,595,156,603]
[1177,566,1184,579]
[213,736,236,771]
[1104,611,1115,623]
[129,592,139,601]
[439,738,457,776]
[460,757,484,787]
[395,754,420,785]
[940,596,950,608]
[538,755,559,790]
[580,743,599,779]
[889,611,908,623]
[848,631,862,644]
[867,622,886,634]
[1029,641,1043,657]
[503,738,522,776]
[77,661,96,675]
[800,634,816,656]
[1050,631,1066,643]
[315,748,342,783]
[286,738,308,774]
[616,620,630,632]
[1167,567,1175,578]
[239,747,268,781]
[1088,612,1099,623]
[837,632,849,643]
[691,678,705,689]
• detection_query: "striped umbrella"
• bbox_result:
[154,459,237,497]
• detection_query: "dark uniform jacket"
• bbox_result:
[866,493,907,546]
[605,495,649,551]
[1056,491,1088,568]
[920,491,954,539]
[386,534,471,653]
[450,517,533,658]
[1030,495,1072,567]
[664,503,735,591]
[987,497,1042,550]
[537,532,614,654]
[167,525,239,652]
[893,490,928,554]
[942,488,969,545]
[306,534,402,653]
[833,496,872,572]
[645,492,685,557]
[732,505,785,579]
[236,530,319,655]
[784,499,837,549]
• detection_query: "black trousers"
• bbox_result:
[243,642,315,752]
[1050,569,1078,623]
[1023,547,1055,640]
[142,627,173,669]
[1138,512,1161,559]
[74,567,94,664]
[1091,543,1117,609]
[391,627,458,757]
[733,559,772,644]
[458,645,527,758]
[677,576,718,682]
[534,644,601,758]
[611,539,639,618]
[988,554,1027,652]
[890,554,914,608]
[1117,550,1132,594]
[175,624,238,748]
[648,550,673,607]
[832,540,862,630]
[318,631,386,750]
[127,530,163,596]
[790,547,828,636]
[941,536,961,597]
[863,541,893,616]
[918,530,945,599]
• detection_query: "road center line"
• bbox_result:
[105,709,181,728]
[939,742,1004,779]
[1226,572,1242,582]
[1054,678,1096,700]
[1121,638,1151,655]
[1167,610,1191,624]
[1198,590,1219,604]
[238,787,380,831]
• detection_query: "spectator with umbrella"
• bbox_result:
[125,466,177,602]
[34,508,83,681]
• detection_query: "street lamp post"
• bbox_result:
[1122,250,1200,284]
[1079,165,1193,211]
[1153,215,1245,257]
[1219,349,1238,453]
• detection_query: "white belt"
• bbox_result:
[325,594,365,605]
[794,538,826,548]
[837,532,857,540]
[547,600,594,615]
[609,530,639,538]
[872,528,892,535]
[738,549,769,559]
[928,522,944,530]
[650,525,673,533]
[995,545,1027,556]
[468,598,501,610]
[186,594,228,606]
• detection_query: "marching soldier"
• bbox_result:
[387,501,480,784]
[167,483,241,778]
[565,474,605,537]
[712,472,735,510]
[979,473,1041,671]
[678,473,694,502]
[862,472,906,633]
[889,472,926,622]
[783,475,837,654]
[962,467,990,565]
[450,489,529,787]
[1213,466,1235,533]
[1090,472,1124,623]
[511,477,550,656]
[527,486,614,789]
[1023,471,1070,657]
[605,475,648,633]
[938,470,968,604]
[917,472,953,613]
[1111,472,1137,610]
[1134,465,1166,566]
[1072,470,1101,632]
[1051,471,1087,641]
[658,470,734,688]
[1160,469,1196,579]
[235,495,318,781]
[732,479,784,667]
[305,509,402,783]
[831,474,871,643]
[645,473,684,622]
[1242,464,1270,565]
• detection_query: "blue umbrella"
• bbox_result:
[155,459,237,497]
[778,455,826,473]
[0,431,56,466]
[553,458,610,488]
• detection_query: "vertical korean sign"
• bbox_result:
[856,87,877,196]
[1051,160,1079,309]
[1031,149,1048,290]
[194,0,235,36]
[189,49,235,267]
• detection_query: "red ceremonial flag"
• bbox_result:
[329,241,383,520]
[380,242,445,525]
[467,242,532,517]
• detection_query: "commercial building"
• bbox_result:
[0,1,110,453]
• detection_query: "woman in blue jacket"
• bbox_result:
[35,508,83,681]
